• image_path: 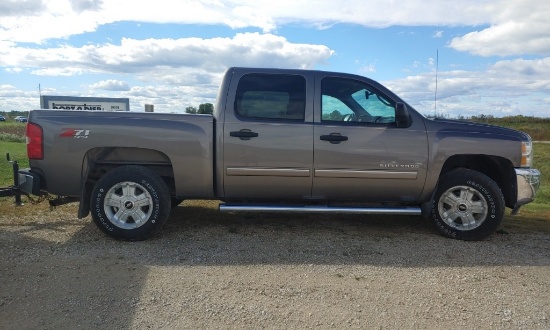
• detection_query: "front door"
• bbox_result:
[312,75,428,202]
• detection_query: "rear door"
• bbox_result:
[312,75,429,202]
[222,71,314,199]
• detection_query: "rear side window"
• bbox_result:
[235,73,306,120]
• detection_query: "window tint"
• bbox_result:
[322,95,354,121]
[235,74,306,120]
[321,77,395,124]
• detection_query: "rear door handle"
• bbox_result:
[320,133,348,144]
[230,129,259,140]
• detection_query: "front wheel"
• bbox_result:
[431,169,505,241]
[90,165,171,240]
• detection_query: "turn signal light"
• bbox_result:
[520,141,532,167]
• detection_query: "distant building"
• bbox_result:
[40,95,130,111]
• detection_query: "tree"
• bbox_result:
[198,103,214,114]
[322,110,343,121]
[185,106,197,114]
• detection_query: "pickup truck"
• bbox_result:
[13,67,540,241]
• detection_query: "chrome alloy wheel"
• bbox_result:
[438,185,488,231]
[103,181,153,229]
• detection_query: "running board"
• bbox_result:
[219,203,421,215]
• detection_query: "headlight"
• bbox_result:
[521,140,533,167]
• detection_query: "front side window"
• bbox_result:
[235,74,306,120]
[321,77,395,124]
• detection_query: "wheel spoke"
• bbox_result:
[463,213,477,229]
[461,188,475,203]
[104,196,122,207]
[469,201,486,214]
[134,193,152,207]
[113,208,130,223]
[132,209,148,224]
[442,193,460,207]
[122,183,136,198]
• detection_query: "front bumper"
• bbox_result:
[512,168,541,214]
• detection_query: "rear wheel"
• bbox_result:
[90,165,171,240]
[431,169,504,241]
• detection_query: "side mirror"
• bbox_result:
[395,102,411,128]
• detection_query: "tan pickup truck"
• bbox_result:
[12,67,540,241]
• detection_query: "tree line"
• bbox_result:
[185,103,214,115]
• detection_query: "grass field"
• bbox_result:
[471,116,550,141]
[0,121,26,137]
[0,141,28,186]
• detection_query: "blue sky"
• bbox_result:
[1,0,550,118]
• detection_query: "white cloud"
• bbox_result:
[2,0,548,58]
[0,0,46,17]
[0,85,40,111]
[5,67,23,73]
[0,31,334,113]
[0,33,334,79]
[449,1,550,56]
[89,79,129,91]
[385,57,550,117]
[70,0,103,13]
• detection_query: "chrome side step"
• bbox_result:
[219,203,421,215]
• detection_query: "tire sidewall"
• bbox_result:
[91,166,170,240]
[432,169,504,241]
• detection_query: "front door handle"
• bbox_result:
[230,129,259,140]
[320,133,348,144]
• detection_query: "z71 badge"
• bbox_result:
[60,129,90,139]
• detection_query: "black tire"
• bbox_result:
[431,169,504,241]
[90,165,171,240]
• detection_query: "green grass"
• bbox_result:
[0,141,28,186]
[471,116,550,141]
[528,142,549,206]
[0,133,25,143]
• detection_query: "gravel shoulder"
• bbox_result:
[1,200,549,329]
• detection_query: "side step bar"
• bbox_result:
[219,203,421,215]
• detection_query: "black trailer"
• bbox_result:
[0,154,25,205]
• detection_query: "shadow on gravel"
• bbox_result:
[1,202,549,329]
[0,220,147,329]
[147,203,550,268]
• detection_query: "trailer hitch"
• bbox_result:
[0,153,26,205]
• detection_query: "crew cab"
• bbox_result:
[14,67,541,241]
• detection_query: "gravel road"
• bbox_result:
[1,200,549,329]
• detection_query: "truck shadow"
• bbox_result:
[0,219,147,329]
[155,202,550,268]
[1,203,548,329]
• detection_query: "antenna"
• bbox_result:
[434,49,438,117]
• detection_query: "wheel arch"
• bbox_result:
[78,147,176,218]
[439,154,517,209]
